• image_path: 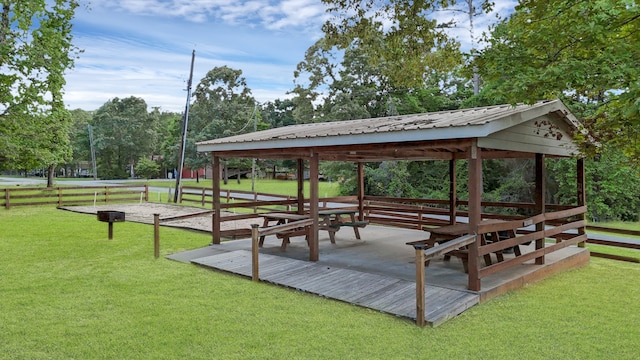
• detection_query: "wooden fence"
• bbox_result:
[475,205,588,279]
[0,185,149,209]
[179,185,298,212]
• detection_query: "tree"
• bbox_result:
[154,109,182,179]
[0,0,80,171]
[547,148,640,222]
[135,156,160,179]
[474,0,640,163]
[67,109,94,177]
[188,66,257,183]
[260,99,296,128]
[320,0,495,89]
[91,97,158,179]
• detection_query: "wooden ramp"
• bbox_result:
[191,250,479,326]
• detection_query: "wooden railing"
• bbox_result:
[412,234,476,327]
[475,205,587,279]
[362,195,580,230]
[249,219,315,281]
[1,185,149,209]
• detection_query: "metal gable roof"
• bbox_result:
[196,99,584,156]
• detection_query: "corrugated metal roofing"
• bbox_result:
[201,102,526,145]
[196,99,584,156]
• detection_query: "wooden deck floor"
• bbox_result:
[168,225,590,326]
[190,249,479,326]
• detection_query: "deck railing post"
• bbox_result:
[251,224,260,281]
[414,244,427,327]
[154,213,160,258]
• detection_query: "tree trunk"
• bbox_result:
[46,164,55,187]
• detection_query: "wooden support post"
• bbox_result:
[153,213,160,258]
[212,154,221,244]
[357,162,365,222]
[144,184,149,202]
[297,159,305,214]
[309,153,319,262]
[251,224,259,281]
[467,141,481,291]
[58,187,63,207]
[535,153,546,264]
[577,157,587,247]
[253,191,258,214]
[414,244,426,327]
[449,159,457,225]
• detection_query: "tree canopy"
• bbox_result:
[320,0,493,89]
[474,0,640,163]
[91,97,158,179]
[0,0,80,171]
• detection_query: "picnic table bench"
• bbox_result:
[259,213,310,251]
[407,219,518,273]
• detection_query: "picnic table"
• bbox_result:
[318,209,368,243]
[259,210,369,251]
[259,213,310,251]
[407,219,518,273]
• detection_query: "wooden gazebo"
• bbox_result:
[197,99,590,292]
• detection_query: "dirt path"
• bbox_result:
[59,202,260,233]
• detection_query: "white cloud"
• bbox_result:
[64,1,516,112]
[64,1,324,111]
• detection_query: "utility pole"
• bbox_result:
[468,0,479,95]
[174,49,196,203]
[251,103,257,194]
[88,125,97,180]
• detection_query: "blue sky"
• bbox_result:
[63,0,516,112]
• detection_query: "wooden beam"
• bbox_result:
[577,157,587,247]
[535,153,546,264]
[467,140,482,291]
[211,139,475,162]
[449,159,457,225]
[357,162,365,221]
[297,159,304,214]
[415,245,426,327]
[309,153,319,261]
[480,150,537,159]
[212,154,221,244]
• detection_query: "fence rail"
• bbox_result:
[1,185,149,209]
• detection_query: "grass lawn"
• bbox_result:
[1,207,639,359]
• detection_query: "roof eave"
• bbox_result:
[196,125,491,153]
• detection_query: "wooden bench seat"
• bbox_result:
[328,221,369,228]
[275,227,309,251]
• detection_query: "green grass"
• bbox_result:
[1,207,640,359]
[591,220,640,231]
